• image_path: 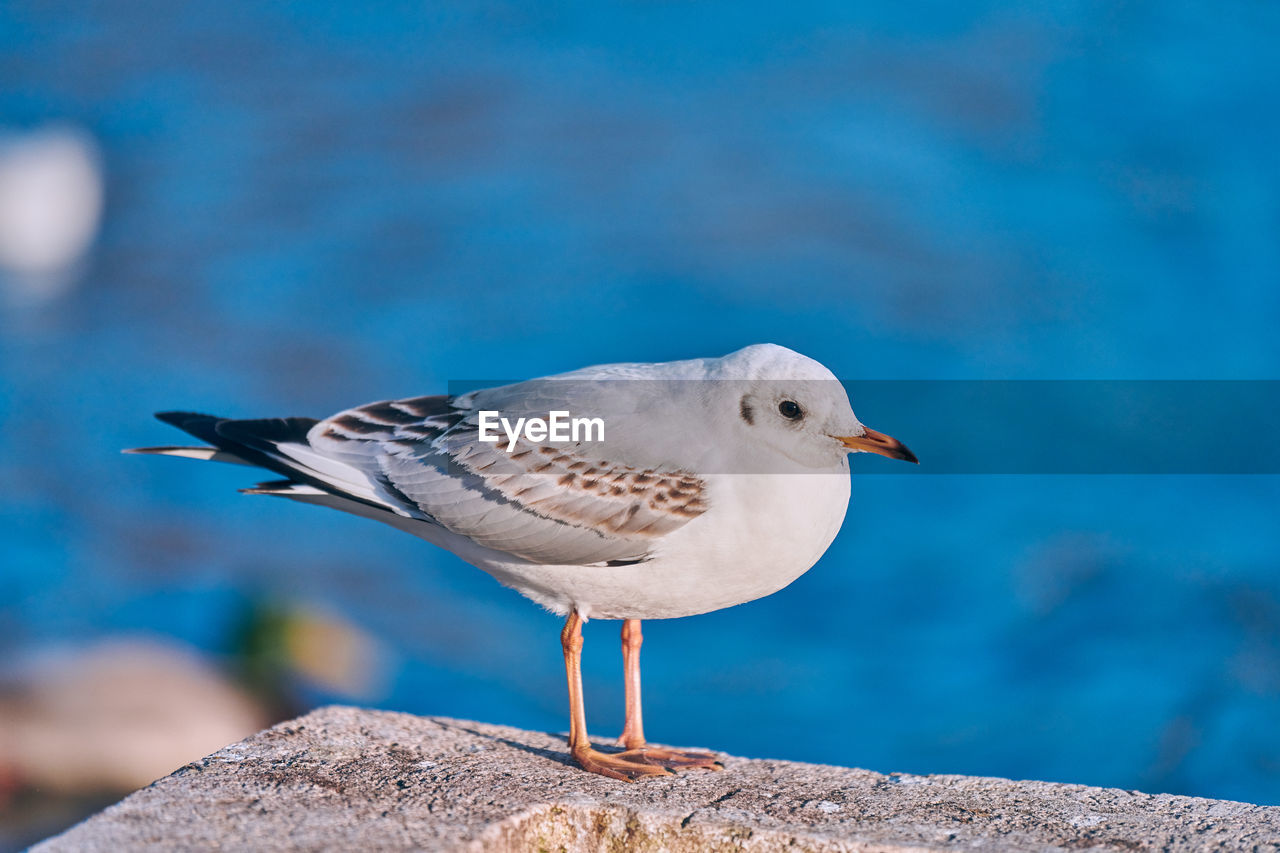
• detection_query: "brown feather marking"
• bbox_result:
[354,401,422,425]
[332,414,390,436]
[395,395,453,418]
[398,423,444,439]
[449,435,710,541]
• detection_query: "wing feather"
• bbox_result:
[307,388,708,565]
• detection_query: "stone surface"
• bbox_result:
[34,706,1280,852]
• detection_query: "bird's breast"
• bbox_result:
[618,469,851,618]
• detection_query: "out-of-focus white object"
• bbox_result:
[0,638,268,795]
[0,125,104,303]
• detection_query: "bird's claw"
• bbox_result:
[618,746,722,770]
[572,745,672,781]
[573,744,722,780]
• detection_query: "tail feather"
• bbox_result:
[240,479,326,496]
[135,410,396,515]
[153,411,226,445]
[240,478,432,536]
[212,415,320,450]
[123,445,254,466]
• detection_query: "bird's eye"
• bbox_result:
[778,400,803,420]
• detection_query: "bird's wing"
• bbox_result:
[308,386,708,565]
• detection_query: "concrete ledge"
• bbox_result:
[35,706,1280,852]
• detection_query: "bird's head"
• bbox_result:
[720,344,918,470]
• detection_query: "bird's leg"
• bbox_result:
[618,619,646,749]
[614,618,722,771]
[560,610,668,781]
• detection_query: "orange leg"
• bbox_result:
[561,611,668,781]
[615,619,722,771]
[619,619,646,749]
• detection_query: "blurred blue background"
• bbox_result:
[2,0,1279,841]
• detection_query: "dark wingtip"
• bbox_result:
[155,410,216,426]
[216,416,319,447]
[153,411,225,444]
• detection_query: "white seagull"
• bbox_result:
[129,343,917,780]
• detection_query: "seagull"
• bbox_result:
[129,343,917,780]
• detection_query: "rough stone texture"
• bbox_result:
[35,706,1280,852]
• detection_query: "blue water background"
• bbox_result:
[3,2,1279,804]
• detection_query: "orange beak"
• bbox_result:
[835,427,918,464]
